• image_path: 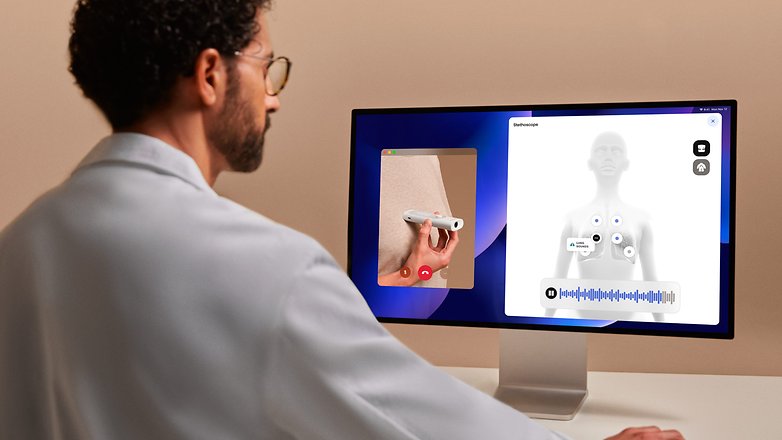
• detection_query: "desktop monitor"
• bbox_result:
[348,100,736,419]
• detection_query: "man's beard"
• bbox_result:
[207,71,269,173]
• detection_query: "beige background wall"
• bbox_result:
[1,1,780,376]
[437,153,476,287]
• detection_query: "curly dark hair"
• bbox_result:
[69,0,272,130]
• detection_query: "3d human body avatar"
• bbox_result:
[550,132,661,321]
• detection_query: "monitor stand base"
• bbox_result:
[494,330,588,421]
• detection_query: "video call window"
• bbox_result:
[377,148,476,289]
[504,113,723,324]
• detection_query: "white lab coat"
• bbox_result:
[0,133,568,439]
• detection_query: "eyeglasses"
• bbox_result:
[233,51,292,96]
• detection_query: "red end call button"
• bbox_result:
[417,265,433,281]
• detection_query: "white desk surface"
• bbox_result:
[440,366,782,440]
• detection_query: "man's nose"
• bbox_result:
[265,94,281,113]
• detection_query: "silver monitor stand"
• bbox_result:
[494,329,588,420]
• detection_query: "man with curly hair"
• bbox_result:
[0,1,684,439]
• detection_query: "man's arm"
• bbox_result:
[267,249,563,440]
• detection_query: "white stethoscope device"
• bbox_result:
[403,210,464,232]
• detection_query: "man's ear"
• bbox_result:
[193,48,225,107]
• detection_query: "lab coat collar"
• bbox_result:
[75,133,216,195]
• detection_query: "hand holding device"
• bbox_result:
[401,217,459,280]
[378,214,460,287]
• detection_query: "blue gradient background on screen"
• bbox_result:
[349,104,733,335]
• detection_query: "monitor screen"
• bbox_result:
[348,100,735,338]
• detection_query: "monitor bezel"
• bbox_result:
[348,99,736,340]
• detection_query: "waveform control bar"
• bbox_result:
[540,278,681,313]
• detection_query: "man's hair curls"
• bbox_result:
[69,0,271,129]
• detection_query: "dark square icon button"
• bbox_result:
[693,140,710,157]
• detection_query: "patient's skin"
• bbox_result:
[548,132,661,321]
